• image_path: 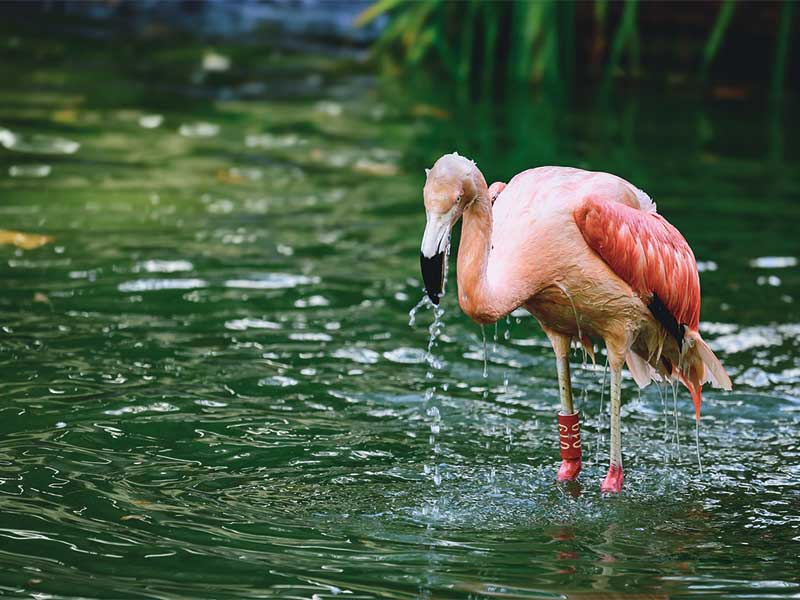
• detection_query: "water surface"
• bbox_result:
[1,21,799,599]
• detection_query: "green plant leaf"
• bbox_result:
[702,0,736,78]
[354,0,405,28]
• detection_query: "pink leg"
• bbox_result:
[545,333,582,482]
[601,363,624,493]
[601,464,624,493]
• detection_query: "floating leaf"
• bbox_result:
[216,169,244,184]
[0,229,54,249]
[353,159,398,177]
[120,514,149,522]
[411,104,449,119]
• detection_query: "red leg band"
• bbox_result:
[558,411,582,460]
[557,411,582,481]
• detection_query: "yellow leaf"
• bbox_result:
[411,103,450,120]
[52,108,78,123]
[353,159,398,177]
[0,229,54,250]
[216,169,244,184]
[121,514,148,522]
[354,0,404,27]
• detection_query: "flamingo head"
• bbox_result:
[420,153,480,304]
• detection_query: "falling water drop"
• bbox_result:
[420,303,445,371]
[695,418,703,474]
[656,382,669,444]
[409,293,449,489]
[481,325,488,378]
[671,381,681,458]
[408,294,431,327]
[428,406,441,435]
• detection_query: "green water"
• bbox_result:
[1,22,799,600]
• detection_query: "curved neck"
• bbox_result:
[456,178,496,323]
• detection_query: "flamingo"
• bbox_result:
[419,153,732,493]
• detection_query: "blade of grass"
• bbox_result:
[513,0,545,82]
[402,1,438,50]
[771,0,796,99]
[458,1,480,82]
[701,0,736,79]
[557,0,576,90]
[482,2,500,94]
[601,0,638,96]
[354,0,405,28]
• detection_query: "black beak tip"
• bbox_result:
[420,251,445,306]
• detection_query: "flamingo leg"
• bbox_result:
[601,364,624,493]
[546,331,582,481]
[556,348,574,414]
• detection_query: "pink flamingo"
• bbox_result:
[419,153,732,493]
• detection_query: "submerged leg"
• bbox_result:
[601,362,624,493]
[546,330,582,481]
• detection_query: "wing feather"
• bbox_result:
[574,196,700,332]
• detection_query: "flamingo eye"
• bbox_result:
[456,195,462,205]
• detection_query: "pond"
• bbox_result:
[1,19,799,600]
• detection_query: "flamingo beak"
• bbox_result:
[420,251,445,305]
[420,209,453,305]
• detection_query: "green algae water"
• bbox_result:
[1,19,799,600]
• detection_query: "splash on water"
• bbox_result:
[408,294,446,371]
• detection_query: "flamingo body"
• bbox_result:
[419,154,732,493]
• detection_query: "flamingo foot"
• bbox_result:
[557,458,581,481]
[601,464,624,494]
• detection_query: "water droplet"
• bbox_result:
[481,325,488,378]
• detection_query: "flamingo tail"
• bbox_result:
[680,329,733,421]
